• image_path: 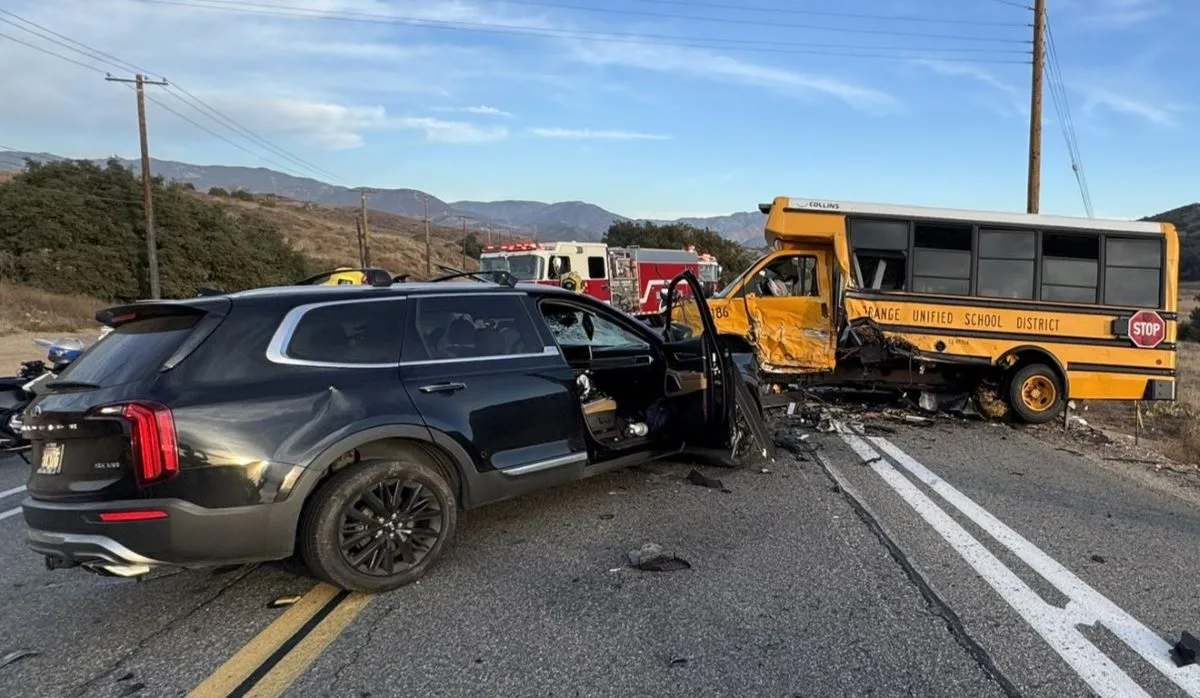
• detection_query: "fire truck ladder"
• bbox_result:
[607,246,640,314]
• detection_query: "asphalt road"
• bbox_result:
[0,415,1196,697]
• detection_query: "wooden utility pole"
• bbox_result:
[358,189,372,267]
[1026,0,1047,214]
[423,194,432,276]
[459,216,468,268]
[106,73,169,298]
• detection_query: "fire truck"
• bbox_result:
[479,241,721,320]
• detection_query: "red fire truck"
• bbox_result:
[479,241,721,320]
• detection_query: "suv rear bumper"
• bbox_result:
[22,496,295,575]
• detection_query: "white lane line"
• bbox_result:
[836,424,1200,698]
[0,506,21,521]
[0,485,27,500]
[867,435,1200,696]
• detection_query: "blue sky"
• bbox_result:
[0,0,1195,220]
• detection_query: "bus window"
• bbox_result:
[1042,234,1098,303]
[912,223,971,295]
[1104,237,1162,307]
[849,218,908,291]
[977,230,1036,300]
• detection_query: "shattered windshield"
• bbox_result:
[480,254,544,281]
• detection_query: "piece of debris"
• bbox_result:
[268,594,303,608]
[862,423,897,435]
[0,650,39,669]
[1090,554,1106,564]
[118,682,146,696]
[1170,631,1199,667]
[668,657,689,668]
[599,513,615,520]
[686,469,724,489]
[759,467,772,474]
[627,543,692,572]
[773,433,809,458]
[903,415,934,427]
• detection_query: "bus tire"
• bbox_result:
[1007,363,1064,424]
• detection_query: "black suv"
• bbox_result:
[20,272,771,592]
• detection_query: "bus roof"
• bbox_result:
[761,196,1167,235]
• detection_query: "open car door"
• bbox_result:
[662,271,775,464]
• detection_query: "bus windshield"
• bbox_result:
[712,256,763,298]
[480,254,544,281]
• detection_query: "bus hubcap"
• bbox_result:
[1021,376,1056,412]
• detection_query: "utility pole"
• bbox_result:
[459,216,468,268]
[358,188,372,267]
[106,73,169,299]
[1026,0,1046,214]
[423,193,431,276]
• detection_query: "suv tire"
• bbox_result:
[299,457,457,593]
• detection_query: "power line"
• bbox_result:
[0,29,108,73]
[123,0,1031,64]
[985,0,1033,9]
[0,11,346,183]
[162,85,347,183]
[476,0,1031,28]
[1043,15,1092,217]
[138,0,1030,42]
[0,9,161,78]
[562,0,1030,26]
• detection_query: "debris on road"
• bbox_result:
[0,649,39,669]
[269,594,303,608]
[686,469,724,490]
[1170,631,1199,667]
[627,543,691,572]
[668,657,689,668]
[1090,554,1106,564]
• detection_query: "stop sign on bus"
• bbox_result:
[1128,309,1166,348]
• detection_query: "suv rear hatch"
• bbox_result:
[24,299,229,502]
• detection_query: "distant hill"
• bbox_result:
[0,151,760,243]
[1144,203,1200,238]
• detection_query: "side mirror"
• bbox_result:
[549,257,562,279]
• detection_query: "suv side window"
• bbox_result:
[403,294,545,361]
[281,299,405,365]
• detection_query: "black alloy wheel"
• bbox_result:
[338,478,443,577]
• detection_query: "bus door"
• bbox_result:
[741,249,837,372]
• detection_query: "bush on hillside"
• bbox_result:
[231,189,255,202]
[0,159,317,301]
[208,186,228,197]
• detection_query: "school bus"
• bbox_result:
[695,196,1179,423]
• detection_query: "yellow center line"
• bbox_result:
[187,582,374,698]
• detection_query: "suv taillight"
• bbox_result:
[121,402,179,484]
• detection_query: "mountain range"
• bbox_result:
[0,151,766,243]
[2,150,1195,244]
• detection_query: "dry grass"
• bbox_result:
[209,196,478,278]
[0,282,103,334]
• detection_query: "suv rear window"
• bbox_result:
[54,315,201,388]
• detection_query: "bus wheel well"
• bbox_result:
[999,348,1069,395]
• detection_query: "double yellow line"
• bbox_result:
[188,583,373,697]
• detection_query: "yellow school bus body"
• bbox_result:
[698,196,1178,420]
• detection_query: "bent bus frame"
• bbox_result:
[702,196,1178,423]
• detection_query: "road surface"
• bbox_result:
[0,416,1196,697]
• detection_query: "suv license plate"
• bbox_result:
[38,443,63,475]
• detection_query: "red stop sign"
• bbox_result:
[1128,309,1166,348]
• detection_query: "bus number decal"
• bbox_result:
[713,305,730,320]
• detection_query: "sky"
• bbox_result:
[0,0,1195,220]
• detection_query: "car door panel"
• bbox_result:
[743,250,837,373]
[400,294,589,477]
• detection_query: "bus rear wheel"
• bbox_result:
[1007,363,1064,424]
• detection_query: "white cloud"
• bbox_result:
[916,60,1017,97]
[565,42,898,113]
[1076,87,1179,126]
[1081,0,1169,27]
[464,105,514,117]
[396,117,508,143]
[529,127,670,141]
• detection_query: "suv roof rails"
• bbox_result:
[295,268,395,287]
[429,265,518,288]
